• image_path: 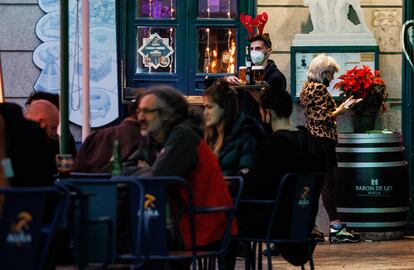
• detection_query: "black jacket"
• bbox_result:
[264,59,287,92]
[0,103,55,186]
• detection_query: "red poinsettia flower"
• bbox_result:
[334,65,388,115]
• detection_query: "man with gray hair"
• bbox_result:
[124,85,236,262]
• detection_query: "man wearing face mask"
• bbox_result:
[226,34,287,130]
[226,34,287,91]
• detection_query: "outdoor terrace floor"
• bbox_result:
[234,237,414,270]
[57,237,414,269]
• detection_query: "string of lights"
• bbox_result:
[148,0,152,72]
[227,0,231,73]
[205,0,211,73]
[227,1,236,73]
[205,28,210,73]
[169,0,174,73]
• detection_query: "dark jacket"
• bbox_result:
[264,59,287,91]
[243,127,323,200]
[0,103,55,186]
[240,126,324,266]
[218,113,264,176]
[73,119,142,173]
[238,60,287,128]
[239,127,324,237]
[123,120,237,248]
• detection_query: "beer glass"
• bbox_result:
[56,154,74,175]
[252,66,265,84]
[238,66,247,84]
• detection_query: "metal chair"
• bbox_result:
[0,186,69,270]
[224,176,244,212]
[68,172,112,179]
[236,172,324,270]
[56,177,145,269]
[196,176,244,270]
[123,175,235,270]
[195,176,243,270]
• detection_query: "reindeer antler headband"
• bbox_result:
[240,12,269,39]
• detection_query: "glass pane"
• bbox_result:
[136,0,176,19]
[198,28,237,74]
[136,27,176,73]
[198,0,237,18]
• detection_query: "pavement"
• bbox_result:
[235,237,414,270]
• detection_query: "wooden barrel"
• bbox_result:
[335,133,409,240]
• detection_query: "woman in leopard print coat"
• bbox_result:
[300,54,361,243]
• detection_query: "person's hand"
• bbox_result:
[343,96,363,109]
[335,96,363,116]
[225,76,242,85]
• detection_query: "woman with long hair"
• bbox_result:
[203,78,263,176]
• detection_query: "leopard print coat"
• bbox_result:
[300,81,337,140]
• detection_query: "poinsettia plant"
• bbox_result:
[334,65,388,115]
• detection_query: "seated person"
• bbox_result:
[24,100,60,175]
[203,78,263,176]
[123,85,237,254]
[72,91,144,173]
[239,89,324,265]
[25,100,59,140]
[0,114,7,211]
[26,91,77,158]
[0,114,8,188]
[0,103,55,186]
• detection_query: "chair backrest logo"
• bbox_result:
[298,186,310,206]
[138,193,159,218]
[6,211,33,246]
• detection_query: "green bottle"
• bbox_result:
[111,139,122,176]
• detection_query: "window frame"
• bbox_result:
[120,0,255,95]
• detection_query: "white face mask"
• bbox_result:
[251,50,266,65]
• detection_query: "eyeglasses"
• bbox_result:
[136,107,161,115]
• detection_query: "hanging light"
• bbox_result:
[229,39,236,73]
[226,0,234,73]
[170,0,174,17]
[205,28,210,73]
[211,49,218,73]
[149,0,152,18]
[145,0,154,73]
[205,0,211,73]
[169,27,174,73]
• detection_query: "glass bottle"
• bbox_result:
[111,139,122,176]
[245,45,252,85]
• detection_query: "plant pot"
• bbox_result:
[352,112,379,133]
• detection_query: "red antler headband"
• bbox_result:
[240,12,268,36]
